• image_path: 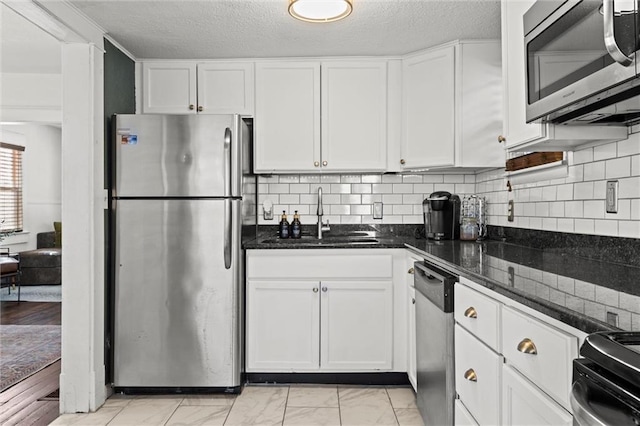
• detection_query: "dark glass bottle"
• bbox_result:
[291,210,302,239]
[278,211,290,239]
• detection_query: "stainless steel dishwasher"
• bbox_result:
[414,260,457,426]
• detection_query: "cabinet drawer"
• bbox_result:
[501,306,578,410]
[247,250,393,279]
[502,364,572,426]
[455,284,501,352]
[455,325,502,426]
[455,399,479,426]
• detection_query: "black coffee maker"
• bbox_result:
[423,191,461,240]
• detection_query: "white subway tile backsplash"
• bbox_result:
[257,135,640,232]
[351,184,372,194]
[583,200,605,219]
[574,182,594,200]
[594,143,617,161]
[392,184,414,194]
[372,183,393,194]
[575,219,595,234]
[341,175,361,183]
[595,286,619,307]
[361,175,382,183]
[605,157,631,179]
[583,161,605,181]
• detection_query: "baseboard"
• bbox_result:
[245,372,410,386]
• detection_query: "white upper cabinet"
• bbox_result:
[401,41,504,170]
[197,63,254,115]
[254,62,321,173]
[142,62,197,114]
[401,46,455,169]
[321,61,387,172]
[500,0,627,151]
[141,61,254,115]
[254,60,388,173]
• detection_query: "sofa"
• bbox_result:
[19,228,62,286]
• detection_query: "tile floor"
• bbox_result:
[49,385,424,426]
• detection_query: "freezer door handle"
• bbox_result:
[224,199,232,269]
[224,127,232,198]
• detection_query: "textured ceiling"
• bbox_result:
[68,0,502,60]
[0,3,61,73]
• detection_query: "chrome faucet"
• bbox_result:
[316,187,330,239]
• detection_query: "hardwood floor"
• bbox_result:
[1,301,62,425]
[1,301,61,325]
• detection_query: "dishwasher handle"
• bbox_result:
[414,261,456,313]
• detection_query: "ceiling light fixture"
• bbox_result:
[288,0,353,23]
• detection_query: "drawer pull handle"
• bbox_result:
[464,368,477,382]
[464,307,477,319]
[517,338,538,355]
[408,267,414,274]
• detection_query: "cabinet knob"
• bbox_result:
[408,267,414,275]
[517,338,538,355]
[464,307,477,319]
[313,287,319,293]
[412,298,415,305]
[464,368,477,382]
[322,286,328,292]
[322,160,328,166]
[498,135,506,143]
[189,104,195,110]
[314,161,320,167]
[197,105,203,112]
[400,159,406,165]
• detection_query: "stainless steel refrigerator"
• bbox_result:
[111,114,255,391]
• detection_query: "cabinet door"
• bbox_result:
[142,62,197,114]
[402,46,455,169]
[455,325,502,426]
[246,280,320,371]
[408,286,417,392]
[455,399,479,426]
[320,280,393,370]
[197,63,254,115]
[501,0,545,149]
[502,364,573,426]
[321,61,387,172]
[254,62,321,173]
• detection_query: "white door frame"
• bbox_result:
[2,0,108,413]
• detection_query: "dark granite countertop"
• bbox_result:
[244,225,640,334]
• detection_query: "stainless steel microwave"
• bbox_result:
[525,0,640,126]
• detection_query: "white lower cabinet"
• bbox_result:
[502,364,573,426]
[407,285,417,391]
[246,280,320,371]
[455,399,479,426]
[246,249,398,372]
[455,325,502,426]
[456,277,584,425]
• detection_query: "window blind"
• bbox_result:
[0,142,25,233]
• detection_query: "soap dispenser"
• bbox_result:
[278,211,290,239]
[291,210,302,239]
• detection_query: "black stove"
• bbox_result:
[571,332,640,425]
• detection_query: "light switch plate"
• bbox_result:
[606,180,618,213]
[373,202,383,219]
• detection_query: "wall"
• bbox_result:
[0,123,62,251]
[0,73,62,123]
[476,130,640,239]
[257,173,476,225]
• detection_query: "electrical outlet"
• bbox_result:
[507,200,514,222]
[606,311,619,327]
[373,202,383,219]
[606,180,618,213]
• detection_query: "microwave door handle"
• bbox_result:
[603,0,634,66]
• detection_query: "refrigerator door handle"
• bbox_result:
[224,127,232,198]
[224,198,232,269]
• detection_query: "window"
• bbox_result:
[0,142,25,233]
